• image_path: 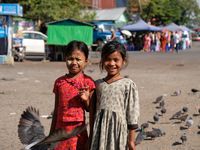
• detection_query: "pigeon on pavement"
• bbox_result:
[135,131,145,145]
[136,122,149,132]
[159,100,165,108]
[176,114,189,123]
[153,112,160,123]
[144,128,165,140]
[185,116,193,128]
[191,88,200,94]
[180,133,187,144]
[172,133,187,146]
[170,107,188,120]
[171,90,181,96]
[153,94,167,104]
[180,117,193,130]
[160,107,167,116]
[18,106,87,150]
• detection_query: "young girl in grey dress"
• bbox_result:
[90,41,140,150]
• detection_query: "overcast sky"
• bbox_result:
[197,0,200,6]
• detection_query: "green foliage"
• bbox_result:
[141,0,200,26]
[19,0,95,23]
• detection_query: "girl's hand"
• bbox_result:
[128,140,136,150]
[79,86,90,102]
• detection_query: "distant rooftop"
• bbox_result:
[93,7,126,21]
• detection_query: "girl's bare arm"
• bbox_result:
[128,129,136,150]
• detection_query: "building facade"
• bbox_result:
[80,0,128,9]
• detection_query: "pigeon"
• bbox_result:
[160,107,167,115]
[153,112,159,123]
[170,107,188,120]
[153,94,166,104]
[172,141,182,146]
[171,90,181,96]
[176,114,189,122]
[182,107,188,113]
[180,133,187,144]
[159,100,165,108]
[141,123,149,130]
[135,123,149,132]
[18,106,87,150]
[144,128,165,140]
[134,122,149,144]
[185,117,193,128]
[191,88,200,94]
[172,133,187,146]
[135,131,145,145]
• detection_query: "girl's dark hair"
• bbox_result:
[100,41,127,70]
[64,40,89,59]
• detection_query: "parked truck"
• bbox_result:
[90,21,126,51]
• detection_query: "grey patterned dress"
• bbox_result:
[90,78,140,150]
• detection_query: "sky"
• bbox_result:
[197,0,200,7]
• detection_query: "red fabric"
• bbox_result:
[53,73,95,149]
[54,122,88,150]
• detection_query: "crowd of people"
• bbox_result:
[126,30,192,53]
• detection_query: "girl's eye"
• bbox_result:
[76,58,82,62]
[114,59,119,62]
[67,57,73,61]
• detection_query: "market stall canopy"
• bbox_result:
[47,19,94,45]
[163,23,182,32]
[121,19,162,31]
[179,25,195,33]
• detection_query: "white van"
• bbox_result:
[22,31,47,60]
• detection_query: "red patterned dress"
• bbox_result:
[53,73,95,150]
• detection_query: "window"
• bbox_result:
[34,33,46,40]
[23,33,34,39]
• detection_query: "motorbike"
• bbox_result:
[12,38,25,62]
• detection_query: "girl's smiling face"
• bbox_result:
[66,49,87,76]
[103,51,124,77]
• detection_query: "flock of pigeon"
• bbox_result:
[135,88,200,147]
[17,88,200,149]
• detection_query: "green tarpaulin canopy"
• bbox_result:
[47,19,93,45]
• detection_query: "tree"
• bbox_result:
[19,0,95,24]
[141,0,200,26]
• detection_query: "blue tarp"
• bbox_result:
[179,25,194,33]
[163,23,182,32]
[121,19,162,31]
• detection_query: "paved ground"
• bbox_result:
[0,42,200,150]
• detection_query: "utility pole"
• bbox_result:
[138,0,142,14]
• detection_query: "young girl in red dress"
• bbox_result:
[50,40,95,150]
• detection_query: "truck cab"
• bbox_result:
[91,21,126,50]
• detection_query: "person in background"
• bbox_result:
[161,32,167,52]
[90,41,140,150]
[110,28,117,41]
[50,40,95,150]
[143,33,151,52]
[155,32,161,52]
[174,31,180,53]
